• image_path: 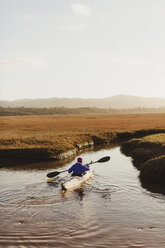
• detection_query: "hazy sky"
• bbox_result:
[0,0,165,100]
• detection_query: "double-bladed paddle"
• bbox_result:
[46,156,110,178]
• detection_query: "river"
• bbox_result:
[0,147,165,248]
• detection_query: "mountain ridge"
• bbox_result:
[0,94,165,109]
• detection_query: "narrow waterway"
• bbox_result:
[0,147,165,248]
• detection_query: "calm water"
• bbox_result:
[0,147,165,248]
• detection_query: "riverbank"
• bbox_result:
[0,129,165,161]
[121,133,165,186]
[0,114,165,160]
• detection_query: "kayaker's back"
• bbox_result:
[68,162,89,176]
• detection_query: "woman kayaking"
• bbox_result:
[68,157,90,177]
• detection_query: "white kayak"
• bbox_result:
[61,167,94,191]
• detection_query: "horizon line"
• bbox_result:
[1,94,165,102]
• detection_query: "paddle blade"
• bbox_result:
[47,171,61,178]
[97,156,110,163]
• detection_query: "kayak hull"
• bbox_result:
[61,168,93,191]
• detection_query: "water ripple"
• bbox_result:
[0,147,165,248]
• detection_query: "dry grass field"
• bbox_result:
[0,114,165,151]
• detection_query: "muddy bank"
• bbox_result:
[121,133,165,186]
[140,155,165,185]
[0,140,94,163]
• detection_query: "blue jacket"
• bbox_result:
[68,162,89,175]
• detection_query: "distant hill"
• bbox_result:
[0,95,165,109]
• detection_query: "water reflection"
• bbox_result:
[46,176,63,188]
[0,156,74,170]
[74,188,85,201]
[91,185,112,201]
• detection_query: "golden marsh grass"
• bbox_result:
[0,114,165,151]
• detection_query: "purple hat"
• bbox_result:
[77,157,83,163]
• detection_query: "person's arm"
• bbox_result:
[68,164,75,173]
[68,166,73,173]
[84,164,90,170]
